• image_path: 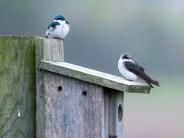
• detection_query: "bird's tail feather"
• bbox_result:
[150,79,160,86]
[138,71,160,87]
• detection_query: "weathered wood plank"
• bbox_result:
[104,89,124,138]
[0,36,36,138]
[42,72,104,138]
[39,61,151,93]
[109,92,117,137]
[36,38,64,138]
[103,91,109,138]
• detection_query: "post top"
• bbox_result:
[40,61,151,93]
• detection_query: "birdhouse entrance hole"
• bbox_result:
[118,104,123,121]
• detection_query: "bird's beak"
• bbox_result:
[65,20,69,25]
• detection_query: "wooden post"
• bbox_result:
[36,38,64,138]
[0,36,36,138]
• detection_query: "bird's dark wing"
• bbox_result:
[48,22,60,29]
[124,61,159,87]
[124,61,144,73]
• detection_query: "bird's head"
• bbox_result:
[120,53,132,60]
[54,15,65,21]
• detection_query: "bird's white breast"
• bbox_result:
[118,59,138,81]
[56,20,70,38]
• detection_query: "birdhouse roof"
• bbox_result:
[40,60,151,93]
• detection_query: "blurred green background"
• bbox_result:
[0,0,184,137]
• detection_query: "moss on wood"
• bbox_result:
[0,36,37,138]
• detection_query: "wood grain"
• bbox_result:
[36,38,64,138]
[0,36,36,138]
[43,72,104,138]
[104,88,124,138]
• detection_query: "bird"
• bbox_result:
[46,15,70,40]
[118,53,160,88]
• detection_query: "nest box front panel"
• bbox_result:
[42,72,104,138]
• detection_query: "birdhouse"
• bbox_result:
[0,36,150,138]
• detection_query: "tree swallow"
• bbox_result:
[46,15,70,40]
[118,53,160,88]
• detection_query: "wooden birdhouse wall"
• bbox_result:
[38,71,124,138]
